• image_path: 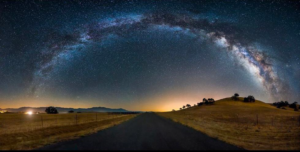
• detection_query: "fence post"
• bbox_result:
[298,116,300,127]
[96,113,97,121]
[272,116,273,126]
[256,114,258,126]
[75,114,78,125]
[41,116,43,127]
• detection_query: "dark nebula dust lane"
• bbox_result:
[0,0,299,111]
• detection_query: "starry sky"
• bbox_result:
[0,0,300,111]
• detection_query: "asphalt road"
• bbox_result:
[38,113,243,150]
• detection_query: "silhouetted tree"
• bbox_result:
[248,95,255,102]
[207,98,215,104]
[294,105,299,111]
[186,104,191,108]
[183,106,186,109]
[68,110,74,113]
[273,101,289,108]
[284,101,289,105]
[197,102,203,106]
[289,102,298,109]
[244,95,255,102]
[180,108,182,110]
[45,106,58,114]
[232,93,239,101]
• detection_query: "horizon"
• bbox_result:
[0,95,269,112]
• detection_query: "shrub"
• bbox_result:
[232,93,239,101]
[289,102,297,109]
[244,95,255,102]
[45,106,58,114]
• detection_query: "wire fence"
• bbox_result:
[199,114,300,127]
[0,112,138,135]
[171,112,300,129]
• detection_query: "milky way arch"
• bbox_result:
[30,12,290,100]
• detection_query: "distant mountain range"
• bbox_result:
[0,106,133,113]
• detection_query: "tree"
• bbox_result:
[45,106,58,114]
[208,98,215,104]
[294,106,299,111]
[203,98,209,104]
[183,106,186,109]
[248,95,255,102]
[172,109,175,112]
[232,93,239,101]
[180,108,182,110]
[284,101,289,106]
[273,101,289,108]
[186,104,191,108]
[289,102,298,109]
[68,110,74,113]
[244,95,255,102]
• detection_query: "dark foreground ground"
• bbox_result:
[38,113,243,150]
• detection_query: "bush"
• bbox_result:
[232,93,239,101]
[294,106,299,111]
[289,102,297,109]
[273,101,289,108]
[243,96,255,102]
[197,102,203,106]
[45,106,58,114]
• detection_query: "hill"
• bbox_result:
[158,97,300,150]
[0,106,130,113]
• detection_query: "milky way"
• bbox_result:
[0,0,299,110]
[31,12,289,100]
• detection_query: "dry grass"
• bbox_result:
[0,113,137,150]
[157,97,300,150]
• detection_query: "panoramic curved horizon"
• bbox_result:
[0,0,299,111]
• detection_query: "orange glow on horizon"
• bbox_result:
[0,88,267,112]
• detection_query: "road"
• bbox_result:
[38,113,243,150]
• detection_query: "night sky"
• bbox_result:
[0,0,300,111]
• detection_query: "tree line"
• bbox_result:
[173,93,257,111]
[272,101,299,111]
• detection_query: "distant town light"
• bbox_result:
[26,111,33,115]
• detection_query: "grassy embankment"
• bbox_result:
[158,97,300,150]
[0,113,137,150]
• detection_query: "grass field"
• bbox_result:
[158,97,300,150]
[0,113,137,150]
